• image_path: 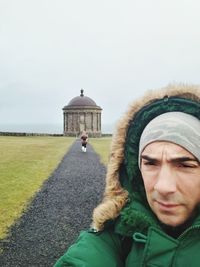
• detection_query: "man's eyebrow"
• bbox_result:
[171,157,200,165]
[141,155,200,165]
[141,155,158,162]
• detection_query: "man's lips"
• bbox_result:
[155,200,180,209]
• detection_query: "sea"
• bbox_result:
[0,123,115,135]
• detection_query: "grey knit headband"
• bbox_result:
[138,112,200,167]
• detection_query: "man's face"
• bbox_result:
[141,141,200,227]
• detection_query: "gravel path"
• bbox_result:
[0,140,106,267]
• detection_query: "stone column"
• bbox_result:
[63,112,65,134]
[99,112,101,131]
[91,112,93,131]
[96,112,98,132]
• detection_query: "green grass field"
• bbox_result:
[89,137,112,165]
[0,136,74,240]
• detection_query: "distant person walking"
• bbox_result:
[80,131,88,152]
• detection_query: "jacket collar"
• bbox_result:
[114,193,200,238]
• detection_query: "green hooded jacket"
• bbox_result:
[54,84,200,267]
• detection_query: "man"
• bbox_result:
[80,131,88,152]
[54,84,200,267]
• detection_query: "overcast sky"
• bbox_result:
[0,0,200,133]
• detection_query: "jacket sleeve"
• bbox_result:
[53,229,125,267]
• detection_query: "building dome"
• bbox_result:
[63,89,102,137]
[66,89,97,107]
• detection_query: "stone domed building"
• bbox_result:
[63,89,102,137]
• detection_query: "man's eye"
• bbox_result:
[177,163,195,168]
[143,161,156,166]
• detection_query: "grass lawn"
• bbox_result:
[0,136,74,240]
[89,137,112,165]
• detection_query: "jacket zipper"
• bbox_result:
[178,225,200,240]
[168,225,200,267]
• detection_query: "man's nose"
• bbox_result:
[154,165,177,195]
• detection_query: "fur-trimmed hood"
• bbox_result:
[92,84,200,232]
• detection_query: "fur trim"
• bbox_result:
[92,84,200,231]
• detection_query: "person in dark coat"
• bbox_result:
[80,131,88,152]
[54,84,200,267]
